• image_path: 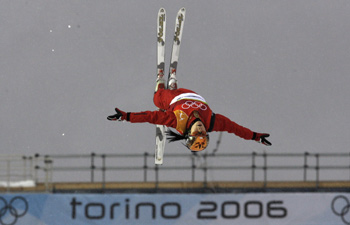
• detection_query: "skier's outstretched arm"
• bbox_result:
[107,108,176,127]
[212,113,271,146]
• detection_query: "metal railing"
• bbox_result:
[0,155,36,192]
[2,152,350,192]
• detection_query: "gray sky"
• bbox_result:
[1,1,350,180]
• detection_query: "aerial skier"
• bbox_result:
[107,74,271,152]
[107,7,271,152]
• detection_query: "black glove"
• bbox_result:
[107,108,126,121]
[252,132,272,146]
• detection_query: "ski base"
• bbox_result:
[155,125,166,164]
[155,8,167,165]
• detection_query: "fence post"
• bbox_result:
[6,160,10,192]
[191,154,195,182]
[91,152,96,182]
[22,156,27,180]
[315,154,319,188]
[102,154,106,189]
[252,152,256,182]
[28,156,33,181]
[203,154,208,187]
[44,157,53,192]
[155,164,159,189]
[263,152,267,188]
[34,154,40,183]
[303,152,309,181]
[144,152,148,182]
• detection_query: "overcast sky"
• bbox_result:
[1,1,350,181]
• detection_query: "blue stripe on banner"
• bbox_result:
[0,193,348,225]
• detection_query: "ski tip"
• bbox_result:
[179,7,186,12]
[159,8,166,13]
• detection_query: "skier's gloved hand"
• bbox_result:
[107,108,127,121]
[252,132,272,146]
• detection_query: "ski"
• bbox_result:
[155,7,186,165]
[157,8,166,82]
[155,8,166,165]
[168,7,186,89]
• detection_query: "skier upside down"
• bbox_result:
[107,74,271,151]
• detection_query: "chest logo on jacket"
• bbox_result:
[181,101,207,111]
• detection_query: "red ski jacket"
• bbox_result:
[122,90,254,141]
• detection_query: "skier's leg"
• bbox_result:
[155,73,166,92]
[154,89,169,110]
[168,69,178,90]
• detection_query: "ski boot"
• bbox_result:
[155,71,166,92]
[168,69,178,90]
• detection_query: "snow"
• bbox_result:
[0,180,36,188]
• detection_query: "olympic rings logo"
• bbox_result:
[181,101,207,111]
[0,196,28,225]
[331,195,350,225]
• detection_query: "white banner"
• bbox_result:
[0,193,349,225]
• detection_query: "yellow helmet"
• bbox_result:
[185,133,209,151]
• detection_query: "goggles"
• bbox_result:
[185,133,209,151]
